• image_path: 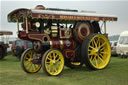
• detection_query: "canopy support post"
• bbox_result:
[16,19,19,34]
[104,21,106,34]
[26,17,28,33]
[103,21,108,38]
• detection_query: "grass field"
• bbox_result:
[0,55,128,85]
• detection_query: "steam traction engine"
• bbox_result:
[8,5,117,76]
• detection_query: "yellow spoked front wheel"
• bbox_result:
[21,48,41,73]
[81,34,111,70]
[42,49,64,76]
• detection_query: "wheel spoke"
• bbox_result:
[57,61,61,66]
[47,65,51,72]
[46,61,50,64]
[99,54,104,59]
[46,64,51,71]
[24,61,31,68]
[88,50,96,56]
[99,42,106,48]
[93,38,97,48]
[95,59,98,67]
[24,56,29,60]
[51,66,54,73]
[53,66,57,73]
[49,54,53,60]
[97,37,100,47]
[89,45,95,50]
[33,64,39,72]
[47,57,52,61]
[28,51,33,58]
[53,52,57,60]
[28,63,32,71]
[24,61,29,65]
[91,56,96,65]
[100,47,106,51]
[34,64,37,70]
[55,57,61,62]
[89,55,93,61]
[31,64,34,71]
[100,52,107,55]
[31,64,35,71]
[98,55,105,64]
[95,37,99,45]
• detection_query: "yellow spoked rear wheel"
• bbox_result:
[21,48,41,73]
[82,34,111,70]
[42,49,64,76]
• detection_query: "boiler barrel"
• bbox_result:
[50,39,76,50]
[34,39,76,52]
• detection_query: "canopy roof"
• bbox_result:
[8,7,118,22]
[0,31,13,35]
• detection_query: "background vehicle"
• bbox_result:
[116,31,128,58]
[12,40,32,59]
[8,5,117,76]
[110,41,117,56]
[0,31,12,60]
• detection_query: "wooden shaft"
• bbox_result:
[16,19,19,34]
[26,17,28,33]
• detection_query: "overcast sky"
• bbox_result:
[0,0,128,37]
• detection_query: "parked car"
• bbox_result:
[110,41,117,56]
[116,31,128,58]
[12,40,33,60]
